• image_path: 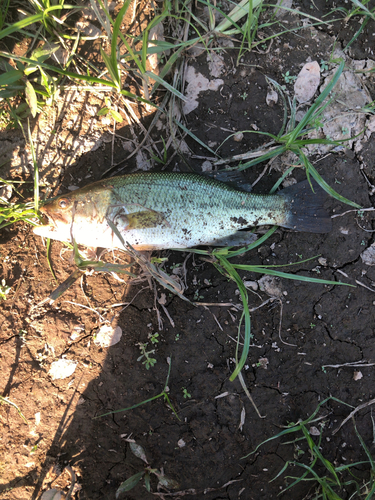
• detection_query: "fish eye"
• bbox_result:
[58,198,70,209]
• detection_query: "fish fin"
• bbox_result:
[205,170,253,192]
[207,231,258,247]
[279,180,332,233]
[123,210,169,230]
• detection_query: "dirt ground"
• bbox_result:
[2,1,375,499]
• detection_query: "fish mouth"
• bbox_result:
[33,222,59,238]
[33,213,70,239]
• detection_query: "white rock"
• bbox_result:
[309,426,321,436]
[94,325,122,348]
[0,184,12,201]
[243,280,258,291]
[207,52,225,78]
[183,66,223,115]
[306,68,372,154]
[41,489,65,500]
[294,61,320,103]
[201,160,213,172]
[258,275,283,298]
[49,359,77,380]
[366,115,375,134]
[122,140,135,152]
[35,412,41,426]
[177,438,186,448]
[274,0,293,18]
[266,89,278,106]
[361,243,375,266]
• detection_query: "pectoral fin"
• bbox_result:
[114,210,169,230]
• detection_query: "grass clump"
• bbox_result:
[244,397,375,499]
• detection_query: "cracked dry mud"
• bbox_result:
[2,3,375,500]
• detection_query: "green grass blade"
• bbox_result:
[349,0,374,18]
[173,118,217,155]
[215,0,261,32]
[95,391,165,418]
[265,76,289,137]
[243,396,355,459]
[235,145,286,171]
[0,396,28,424]
[216,256,251,381]
[222,226,278,258]
[352,418,375,468]
[100,45,120,89]
[0,51,153,104]
[303,155,361,208]
[151,46,185,95]
[48,268,85,302]
[0,13,43,40]
[269,166,295,194]
[0,69,23,86]
[46,238,58,283]
[232,265,354,287]
[284,60,345,145]
[111,0,132,78]
[277,465,313,494]
[242,424,306,458]
[27,120,39,211]
[145,71,187,101]
[364,481,375,500]
[141,28,148,74]
[25,80,38,117]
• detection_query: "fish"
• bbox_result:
[33,172,332,250]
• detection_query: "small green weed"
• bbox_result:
[182,388,191,399]
[137,342,157,370]
[282,70,297,84]
[148,332,159,345]
[320,59,329,71]
[116,441,179,497]
[97,97,123,123]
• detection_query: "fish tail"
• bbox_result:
[279,180,332,233]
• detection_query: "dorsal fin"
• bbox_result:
[204,170,253,192]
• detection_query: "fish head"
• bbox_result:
[33,188,110,245]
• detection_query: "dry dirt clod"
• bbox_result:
[294,61,320,103]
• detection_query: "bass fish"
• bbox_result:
[33,172,331,250]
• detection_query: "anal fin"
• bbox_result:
[208,231,257,247]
